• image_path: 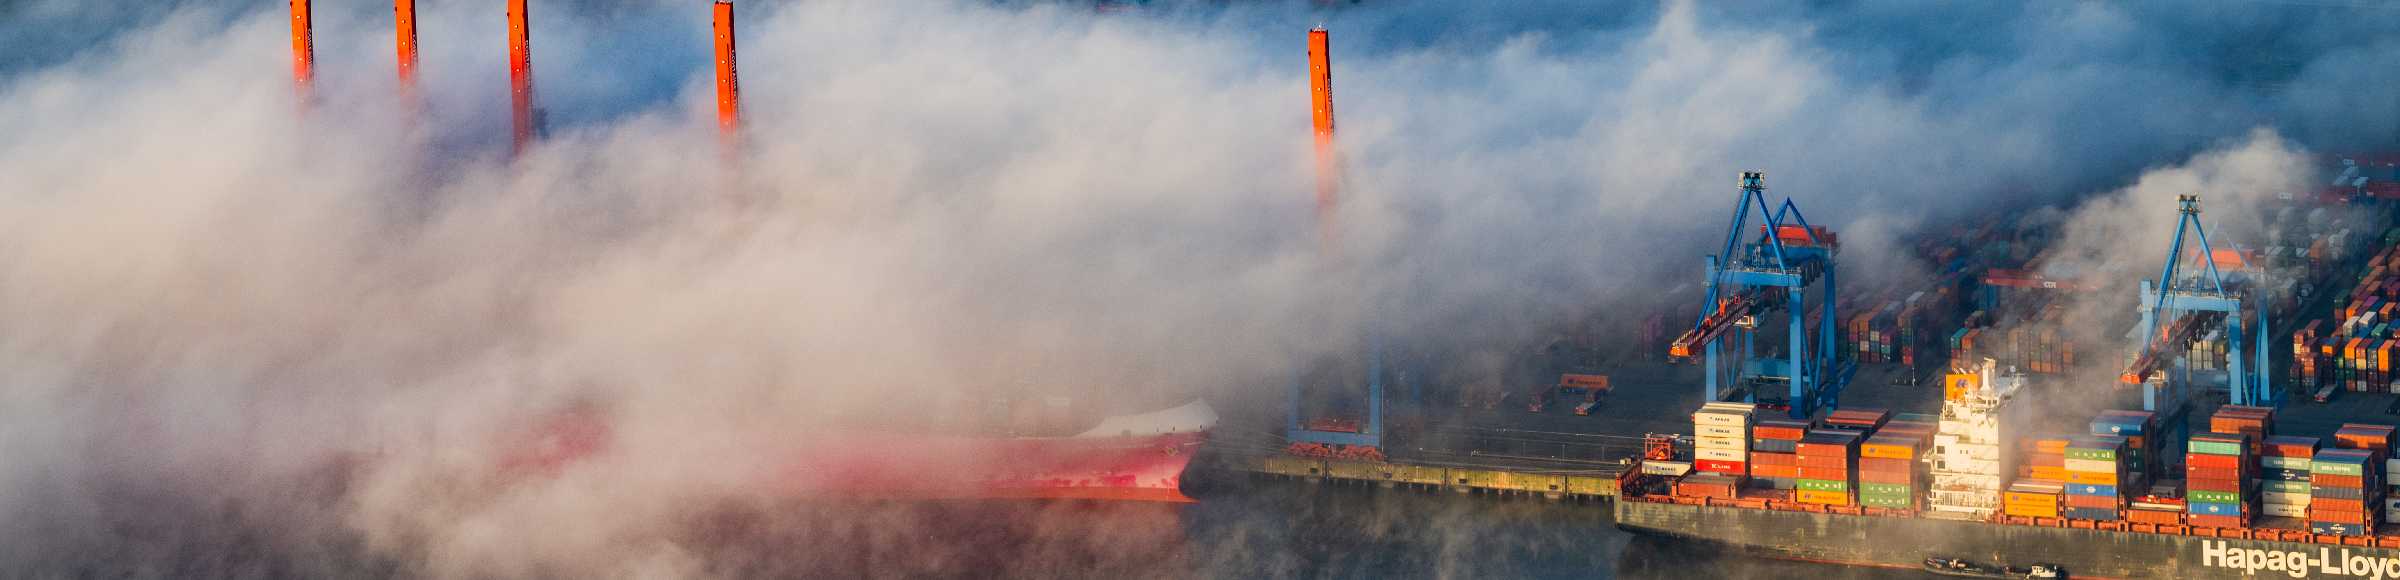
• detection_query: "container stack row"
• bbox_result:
[2188,432,2253,528]
[1796,430,1862,506]
[2259,436,2317,520]
[2090,410,2161,482]
[2294,243,2400,394]
[1845,291,1949,366]
[2211,406,2275,454]
[1951,304,2079,375]
[2061,436,2130,521]
[1748,418,1810,490]
[2311,449,2379,535]
[1692,402,1755,477]
[1860,418,1933,510]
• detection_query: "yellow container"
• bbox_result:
[2004,491,2059,505]
[2029,466,2070,481]
[2004,504,2061,518]
[2065,471,2120,485]
[1796,489,1853,505]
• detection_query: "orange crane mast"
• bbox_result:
[290,0,314,103]
[397,0,419,99]
[508,0,537,157]
[714,1,741,151]
[1307,27,1337,232]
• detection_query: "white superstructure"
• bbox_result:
[1925,358,2029,520]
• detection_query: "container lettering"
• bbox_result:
[2202,541,2400,578]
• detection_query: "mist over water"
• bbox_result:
[1,0,2396,577]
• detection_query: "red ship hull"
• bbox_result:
[779,431,1208,503]
[500,400,1216,504]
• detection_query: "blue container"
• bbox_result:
[2264,469,2313,481]
[2189,501,2245,516]
[2064,507,2121,521]
[2066,484,2118,496]
[2311,521,2374,536]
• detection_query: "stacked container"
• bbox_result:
[1675,473,1742,499]
[2259,436,2318,519]
[1748,418,1809,490]
[2004,481,2064,518]
[1692,402,1755,477]
[2089,410,2160,483]
[2211,406,2275,455]
[2061,435,2129,521]
[2329,424,2399,524]
[2128,480,2188,525]
[2024,436,2069,483]
[1825,408,1889,432]
[1859,419,1933,509]
[2187,432,2253,528]
[2310,449,2381,535]
[1796,430,1862,505]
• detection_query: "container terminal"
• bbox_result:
[292,2,2400,576]
[1201,21,2400,580]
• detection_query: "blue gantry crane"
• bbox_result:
[1669,172,1855,419]
[2121,195,2274,411]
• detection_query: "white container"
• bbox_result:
[1641,461,1693,476]
[1695,435,1748,449]
[1695,447,1746,461]
[2263,456,2312,470]
[1693,412,1750,427]
[2261,503,2307,518]
[2261,490,2313,506]
[1695,424,1748,438]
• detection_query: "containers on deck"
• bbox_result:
[1692,402,1755,477]
[1796,430,1862,506]
[2188,432,2252,528]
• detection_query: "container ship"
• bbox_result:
[1616,360,2400,579]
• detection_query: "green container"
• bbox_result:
[2191,440,2246,456]
[1860,482,1912,496]
[1861,495,1913,508]
[2066,449,2119,461]
[2313,460,2367,477]
[2189,489,2244,504]
[1798,479,1850,492]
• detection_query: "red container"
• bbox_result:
[1696,459,1746,473]
[1750,452,1796,466]
[1859,457,1912,473]
[2317,498,2370,513]
[1858,470,1913,485]
[2313,511,2372,525]
[2317,474,2367,488]
[2188,477,2241,492]
[2189,514,2249,528]
[1800,455,1850,469]
[2188,466,2241,480]
[1752,464,1798,478]
[2188,454,2242,469]
[1797,466,1852,480]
